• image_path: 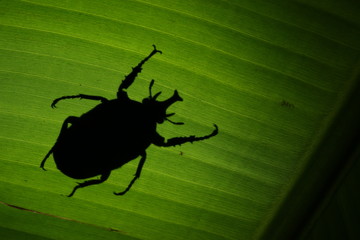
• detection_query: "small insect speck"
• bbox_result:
[281,100,294,108]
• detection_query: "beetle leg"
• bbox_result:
[154,124,218,147]
[114,151,147,195]
[67,171,111,197]
[51,94,108,108]
[117,45,162,98]
[40,116,79,170]
[40,147,54,170]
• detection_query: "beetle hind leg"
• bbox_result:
[114,152,147,195]
[67,172,110,197]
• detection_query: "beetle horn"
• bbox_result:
[159,90,183,110]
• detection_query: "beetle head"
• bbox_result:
[142,80,184,125]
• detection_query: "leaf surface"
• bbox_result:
[1,0,359,239]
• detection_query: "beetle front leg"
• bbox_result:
[154,124,218,147]
[117,45,162,98]
[114,151,147,195]
[68,171,111,197]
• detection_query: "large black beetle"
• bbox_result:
[41,45,218,197]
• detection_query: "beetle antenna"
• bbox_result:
[149,79,155,98]
[152,91,162,100]
[165,113,184,125]
[148,80,162,100]
[166,118,184,125]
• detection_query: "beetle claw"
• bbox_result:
[113,191,125,195]
[67,189,76,197]
[152,44,162,54]
[212,124,219,135]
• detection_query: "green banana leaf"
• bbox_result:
[1,0,359,239]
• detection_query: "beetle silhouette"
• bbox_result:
[40,45,218,197]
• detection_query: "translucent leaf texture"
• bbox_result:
[1,0,359,239]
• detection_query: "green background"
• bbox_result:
[1,0,359,239]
